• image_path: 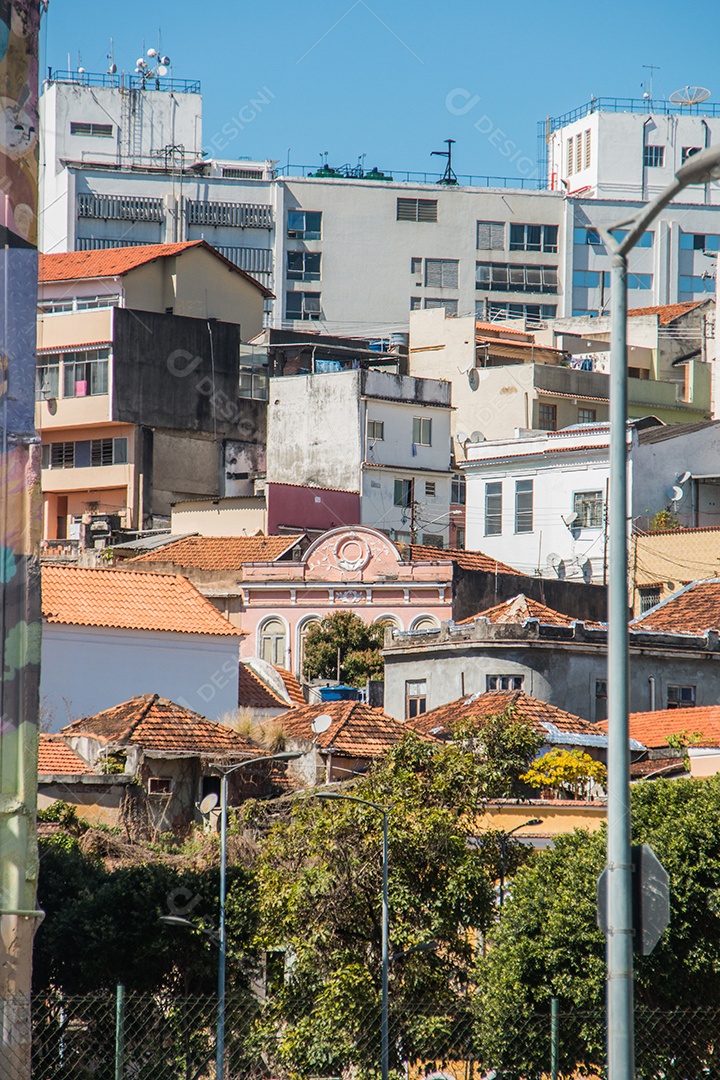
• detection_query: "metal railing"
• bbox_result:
[276,163,547,190]
[46,70,201,94]
[547,95,720,132]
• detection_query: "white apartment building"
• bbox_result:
[265,369,453,547]
[39,72,720,334]
[462,419,720,583]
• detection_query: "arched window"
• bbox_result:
[298,617,321,676]
[410,615,440,632]
[260,618,287,667]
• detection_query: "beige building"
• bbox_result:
[632,527,720,615]
[36,241,271,541]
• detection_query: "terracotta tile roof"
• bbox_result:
[42,565,241,637]
[628,301,706,326]
[630,579,720,635]
[410,545,522,576]
[38,240,273,296]
[276,700,434,758]
[61,694,260,755]
[601,704,720,750]
[38,735,91,775]
[275,668,306,705]
[475,320,530,337]
[406,691,602,742]
[630,756,686,779]
[239,664,288,709]
[457,593,580,627]
[128,534,303,570]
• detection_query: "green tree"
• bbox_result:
[249,718,542,1078]
[476,777,720,1076]
[302,611,385,686]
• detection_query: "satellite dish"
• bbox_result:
[147,47,157,58]
[161,55,171,66]
[547,553,562,570]
[667,485,684,502]
[677,470,692,484]
[563,511,579,526]
[107,62,117,74]
[670,86,711,106]
[157,65,168,77]
[467,368,480,391]
[311,713,333,735]
[136,57,146,68]
[77,66,85,74]
[469,430,484,443]
[199,793,218,814]
[456,431,469,445]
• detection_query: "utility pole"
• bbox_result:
[0,5,43,1079]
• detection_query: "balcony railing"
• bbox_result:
[46,70,201,93]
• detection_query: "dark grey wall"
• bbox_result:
[112,308,266,445]
[451,567,608,623]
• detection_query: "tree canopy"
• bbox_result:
[302,611,385,686]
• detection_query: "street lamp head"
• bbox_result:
[676,144,720,186]
[158,915,196,930]
[526,818,543,827]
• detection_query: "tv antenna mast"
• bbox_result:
[641,63,661,104]
[432,138,458,186]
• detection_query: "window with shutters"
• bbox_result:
[424,259,459,289]
[70,121,113,137]
[584,129,592,169]
[424,298,458,314]
[477,220,505,250]
[410,257,423,275]
[410,297,422,310]
[567,139,574,176]
[424,481,436,497]
[412,417,432,446]
[90,437,128,467]
[476,262,557,294]
[259,618,287,666]
[397,198,438,222]
[575,134,583,173]
[573,490,603,528]
[509,224,558,253]
[515,479,533,533]
[485,482,502,535]
[49,442,75,469]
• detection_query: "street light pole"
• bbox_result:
[496,819,542,908]
[600,143,720,1080]
[213,751,301,1080]
[313,791,390,1080]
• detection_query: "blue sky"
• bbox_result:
[44,0,720,179]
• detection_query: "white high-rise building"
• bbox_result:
[39,73,720,333]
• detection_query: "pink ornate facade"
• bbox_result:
[240,527,453,674]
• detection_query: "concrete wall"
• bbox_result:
[267,482,360,533]
[38,777,132,827]
[632,527,720,613]
[40,623,239,727]
[451,566,607,623]
[171,496,268,535]
[383,632,720,722]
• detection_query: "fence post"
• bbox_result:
[115,984,125,1080]
[550,997,559,1080]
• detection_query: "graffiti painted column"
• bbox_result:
[0,3,43,1079]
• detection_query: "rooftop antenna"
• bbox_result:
[641,63,660,105]
[106,37,117,76]
[669,85,711,106]
[432,138,458,186]
[135,34,171,86]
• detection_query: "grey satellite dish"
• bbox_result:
[677,471,692,484]
[157,65,168,77]
[147,47,157,58]
[456,431,469,445]
[107,62,117,74]
[669,86,711,106]
[467,368,480,391]
[311,713,333,735]
[161,55,171,65]
[563,511,579,526]
[469,430,484,443]
[199,793,218,814]
[667,485,684,502]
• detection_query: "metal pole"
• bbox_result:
[550,996,559,1080]
[498,838,505,908]
[114,983,125,1080]
[381,811,389,1080]
[217,772,227,1080]
[607,251,634,1080]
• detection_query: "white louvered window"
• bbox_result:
[397,198,438,222]
[424,259,459,289]
[477,221,505,250]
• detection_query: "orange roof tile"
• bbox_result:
[39,240,273,296]
[406,691,600,741]
[128,534,303,570]
[475,321,530,337]
[38,734,91,775]
[276,700,436,758]
[630,580,720,635]
[628,301,706,326]
[600,704,720,750]
[238,664,289,709]
[61,694,260,755]
[275,667,306,706]
[42,565,241,637]
[410,545,522,576]
[457,593,581,627]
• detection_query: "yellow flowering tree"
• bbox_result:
[520,748,607,798]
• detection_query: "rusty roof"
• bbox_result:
[410,545,522,576]
[601,704,720,750]
[276,700,434,758]
[38,734,91,775]
[407,690,601,741]
[630,579,720,635]
[128,534,304,570]
[61,694,260,755]
[42,565,241,637]
[457,593,581,627]
[627,301,707,326]
[39,240,273,296]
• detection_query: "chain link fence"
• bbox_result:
[1,992,718,1079]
